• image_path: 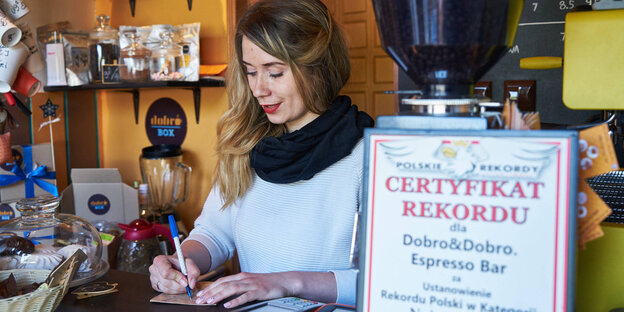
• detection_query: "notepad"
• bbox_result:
[150,281,215,306]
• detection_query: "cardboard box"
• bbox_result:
[0,144,58,203]
[61,168,138,224]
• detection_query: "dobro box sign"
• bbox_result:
[145,97,188,146]
[359,130,578,312]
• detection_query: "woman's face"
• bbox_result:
[242,36,319,132]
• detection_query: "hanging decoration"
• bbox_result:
[40,98,58,118]
[38,98,60,172]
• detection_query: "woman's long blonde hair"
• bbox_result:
[213,0,350,208]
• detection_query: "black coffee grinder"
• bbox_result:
[372,0,523,119]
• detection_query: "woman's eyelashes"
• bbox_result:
[245,71,283,78]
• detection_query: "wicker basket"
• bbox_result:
[0,269,68,312]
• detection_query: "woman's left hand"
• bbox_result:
[194,272,295,308]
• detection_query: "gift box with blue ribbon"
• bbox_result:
[0,144,58,203]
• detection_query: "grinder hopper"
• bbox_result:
[372,0,523,106]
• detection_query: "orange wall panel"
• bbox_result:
[96,0,229,229]
[99,88,228,230]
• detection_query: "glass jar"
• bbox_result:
[116,219,166,275]
[0,195,108,286]
[149,31,184,81]
[88,15,120,83]
[120,30,151,82]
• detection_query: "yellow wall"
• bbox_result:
[99,88,228,230]
[98,0,229,229]
[108,0,228,64]
[22,0,95,30]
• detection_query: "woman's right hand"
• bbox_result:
[149,254,200,294]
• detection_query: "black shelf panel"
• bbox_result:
[44,78,225,124]
[43,78,224,92]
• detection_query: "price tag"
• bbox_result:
[101,64,122,84]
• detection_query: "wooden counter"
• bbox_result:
[58,269,233,312]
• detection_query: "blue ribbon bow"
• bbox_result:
[0,145,58,198]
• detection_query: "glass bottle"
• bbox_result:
[88,15,120,83]
[45,30,67,86]
[138,183,155,222]
[149,31,184,81]
[120,30,151,82]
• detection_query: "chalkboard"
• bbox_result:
[479,0,600,125]
[398,0,602,125]
[101,64,121,84]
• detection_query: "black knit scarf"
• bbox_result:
[250,95,374,184]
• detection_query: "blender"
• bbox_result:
[139,144,191,234]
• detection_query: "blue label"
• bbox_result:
[0,203,15,221]
[88,194,111,215]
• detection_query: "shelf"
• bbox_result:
[42,79,224,91]
[43,78,225,124]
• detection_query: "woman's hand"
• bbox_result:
[194,272,296,308]
[149,254,200,294]
[194,271,337,308]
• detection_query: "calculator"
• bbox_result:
[231,297,325,312]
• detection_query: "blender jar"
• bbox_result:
[139,144,191,219]
[120,30,151,82]
[0,195,107,286]
[88,14,120,83]
[149,31,184,81]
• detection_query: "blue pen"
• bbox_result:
[168,215,193,298]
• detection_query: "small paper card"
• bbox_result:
[577,181,612,235]
[150,281,215,306]
[101,64,121,84]
[576,123,617,247]
[578,123,619,179]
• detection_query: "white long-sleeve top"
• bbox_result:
[186,140,363,305]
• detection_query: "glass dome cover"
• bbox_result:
[89,14,118,42]
[150,31,184,81]
[151,31,182,59]
[122,30,151,58]
[120,30,151,81]
[0,195,108,286]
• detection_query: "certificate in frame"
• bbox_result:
[358,129,577,312]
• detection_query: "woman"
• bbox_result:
[148,0,373,308]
